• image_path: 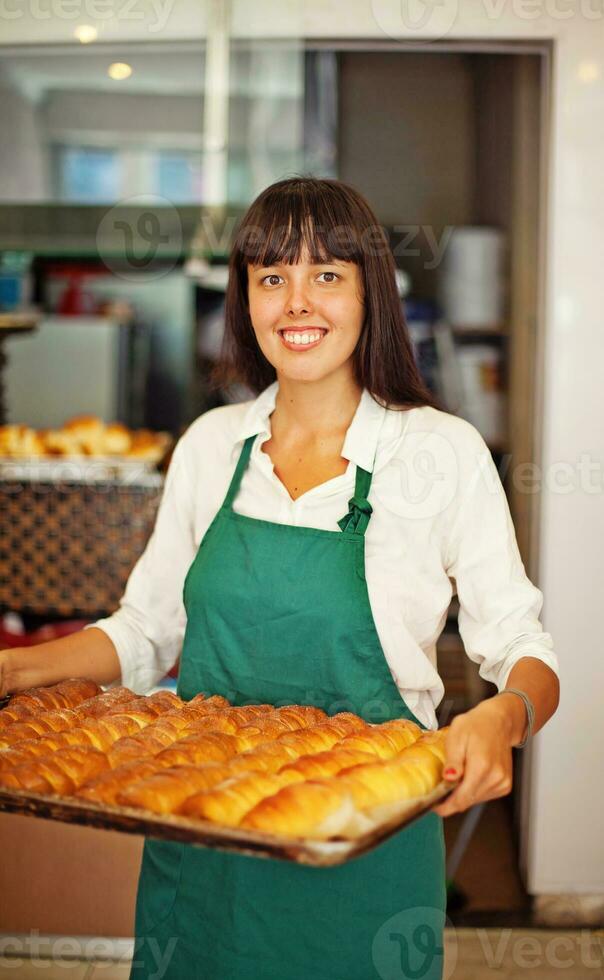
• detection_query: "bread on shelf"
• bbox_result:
[0,417,172,463]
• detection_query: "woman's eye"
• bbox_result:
[318,272,339,283]
[262,274,283,286]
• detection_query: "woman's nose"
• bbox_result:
[284,280,314,317]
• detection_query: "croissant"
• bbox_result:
[337,729,414,760]
[116,763,233,814]
[273,705,328,729]
[0,708,82,748]
[233,717,292,738]
[233,727,279,753]
[76,759,161,805]
[185,694,231,713]
[0,746,109,795]
[154,732,239,767]
[376,718,422,747]
[72,688,140,719]
[181,712,242,736]
[411,731,447,764]
[0,679,102,726]
[335,746,443,810]
[277,727,343,755]
[180,769,304,826]
[144,691,183,713]
[241,780,356,839]
[279,747,376,780]
[226,742,300,775]
[323,712,369,736]
[107,732,176,768]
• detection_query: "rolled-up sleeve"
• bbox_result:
[85,435,196,692]
[443,430,559,690]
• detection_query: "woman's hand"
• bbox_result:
[433,693,526,817]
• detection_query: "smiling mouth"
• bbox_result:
[278,328,327,349]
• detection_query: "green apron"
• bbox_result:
[129,433,446,980]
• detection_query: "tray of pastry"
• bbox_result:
[0,680,454,866]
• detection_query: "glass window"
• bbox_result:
[56,146,121,204]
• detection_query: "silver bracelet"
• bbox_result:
[495,688,535,748]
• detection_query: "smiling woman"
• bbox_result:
[211,176,441,411]
[1,176,558,980]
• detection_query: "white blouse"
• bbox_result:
[88,381,559,729]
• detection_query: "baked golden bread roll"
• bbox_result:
[335,745,443,810]
[0,679,101,725]
[154,732,239,767]
[72,688,141,719]
[277,727,343,756]
[0,708,82,748]
[102,422,131,454]
[279,747,376,780]
[76,760,161,805]
[0,746,109,795]
[116,763,232,814]
[107,732,176,767]
[182,693,231,713]
[273,705,328,729]
[227,742,300,775]
[1,418,172,461]
[241,781,356,839]
[411,730,447,764]
[180,769,304,826]
[324,712,369,735]
[234,727,279,752]
[337,727,416,760]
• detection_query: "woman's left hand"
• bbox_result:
[433,694,524,817]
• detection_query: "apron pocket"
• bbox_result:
[135,839,185,935]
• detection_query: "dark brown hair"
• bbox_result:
[210,175,442,411]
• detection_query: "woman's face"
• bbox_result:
[247,245,365,385]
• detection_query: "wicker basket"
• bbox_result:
[0,475,163,618]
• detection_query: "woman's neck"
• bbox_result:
[270,372,363,445]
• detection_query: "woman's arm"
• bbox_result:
[435,423,561,816]
[434,656,560,816]
[0,627,121,696]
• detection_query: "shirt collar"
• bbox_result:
[235,380,387,473]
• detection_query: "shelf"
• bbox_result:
[0,310,41,331]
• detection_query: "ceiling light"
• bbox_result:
[108,62,133,81]
[74,25,97,43]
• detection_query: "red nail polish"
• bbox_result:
[443,767,458,777]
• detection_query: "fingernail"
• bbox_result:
[443,767,458,778]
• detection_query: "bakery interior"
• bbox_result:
[0,1,602,977]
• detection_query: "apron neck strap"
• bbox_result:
[337,462,374,536]
[223,434,255,509]
[224,434,375,536]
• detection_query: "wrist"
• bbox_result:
[493,690,529,747]
[3,646,46,694]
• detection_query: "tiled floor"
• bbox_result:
[1,930,603,979]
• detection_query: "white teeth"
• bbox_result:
[282,331,324,346]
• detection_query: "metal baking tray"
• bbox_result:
[0,780,453,866]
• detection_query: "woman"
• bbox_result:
[0,177,559,980]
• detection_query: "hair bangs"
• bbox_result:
[238,182,365,269]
